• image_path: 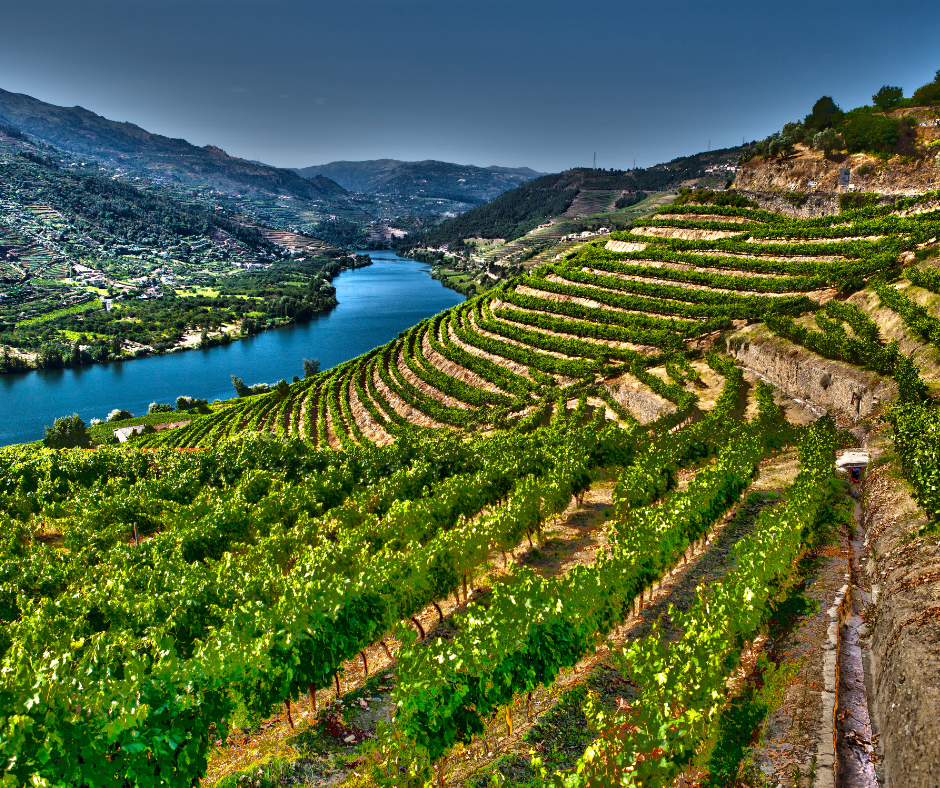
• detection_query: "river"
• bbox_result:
[0,251,464,447]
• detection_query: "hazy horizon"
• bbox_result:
[0,0,938,174]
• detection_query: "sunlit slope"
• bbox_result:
[141,193,940,450]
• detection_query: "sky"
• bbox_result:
[0,0,938,174]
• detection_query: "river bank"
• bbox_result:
[0,256,374,375]
[0,252,462,446]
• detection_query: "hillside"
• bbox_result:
[737,107,940,194]
[0,133,354,372]
[416,147,743,250]
[293,158,543,202]
[0,87,349,201]
[735,73,940,193]
[4,185,940,786]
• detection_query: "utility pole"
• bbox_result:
[593,152,596,169]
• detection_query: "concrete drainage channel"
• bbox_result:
[819,452,879,788]
[834,501,879,788]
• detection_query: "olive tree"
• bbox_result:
[813,128,844,157]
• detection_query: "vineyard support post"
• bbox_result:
[309,682,317,714]
[360,650,368,676]
[409,616,425,638]
[284,698,295,729]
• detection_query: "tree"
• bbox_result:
[149,402,174,414]
[872,85,904,112]
[43,413,91,448]
[232,374,250,397]
[842,113,901,153]
[303,357,321,378]
[804,96,843,132]
[176,396,208,411]
[813,128,844,157]
[274,379,291,401]
[911,70,940,106]
[781,121,806,143]
[107,408,133,422]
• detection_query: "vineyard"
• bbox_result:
[136,190,940,451]
[3,189,940,786]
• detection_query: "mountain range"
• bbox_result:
[0,87,347,202]
[293,159,543,203]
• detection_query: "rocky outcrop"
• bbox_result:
[727,333,895,419]
[734,133,940,197]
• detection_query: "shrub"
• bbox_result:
[783,191,809,208]
[148,402,174,414]
[177,396,209,411]
[232,374,250,397]
[781,121,806,143]
[841,113,901,153]
[674,188,756,208]
[839,192,879,212]
[107,408,133,422]
[43,414,91,448]
[615,191,645,209]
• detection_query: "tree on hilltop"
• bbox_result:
[804,96,843,133]
[911,70,940,106]
[872,85,904,111]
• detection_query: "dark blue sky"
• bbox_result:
[1,1,938,173]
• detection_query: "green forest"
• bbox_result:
[419,177,579,247]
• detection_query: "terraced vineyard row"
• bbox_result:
[137,193,940,451]
[0,405,640,786]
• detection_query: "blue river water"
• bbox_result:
[0,251,463,446]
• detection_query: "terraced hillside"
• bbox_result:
[142,192,940,451]
[8,189,940,788]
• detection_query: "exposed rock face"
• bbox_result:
[734,133,940,196]
[861,439,940,788]
[727,335,895,419]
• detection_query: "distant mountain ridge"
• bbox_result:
[419,147,744,248]
[293,159,543,203]
[0,88,348,202]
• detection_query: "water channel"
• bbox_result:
[0,251,463,447]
